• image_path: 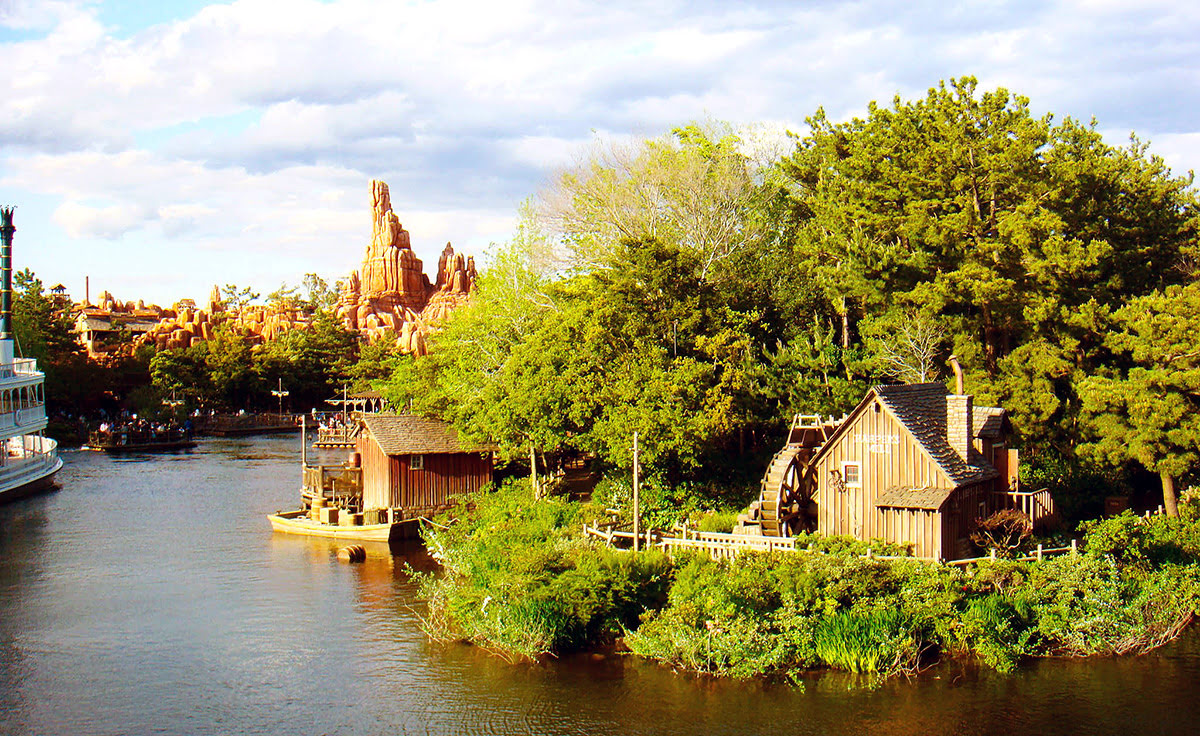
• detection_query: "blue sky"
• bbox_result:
[1,0,1198,305]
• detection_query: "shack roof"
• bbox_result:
[361,414,497,455]
[973,406,1007,438]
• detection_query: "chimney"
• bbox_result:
[946,355,973,463]
[0,207,13,341]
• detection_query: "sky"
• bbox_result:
[1,0,1198,306]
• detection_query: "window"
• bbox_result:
[842,462,861,487]
[410,454,424,470]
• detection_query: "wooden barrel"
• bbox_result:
[337,545,366,563]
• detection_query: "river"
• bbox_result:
[1,435,1199,736]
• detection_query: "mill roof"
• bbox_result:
[973,406,1007,438]
[875,486,956,511]
[871,383,999,488]
[361,413,497,455]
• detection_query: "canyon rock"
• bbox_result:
[335,180,477,355]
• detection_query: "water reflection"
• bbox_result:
[0,436,1199,735]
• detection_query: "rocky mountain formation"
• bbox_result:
[73,179,475,359]
[335,179,476,354]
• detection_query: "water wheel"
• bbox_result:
[756,445,819,537]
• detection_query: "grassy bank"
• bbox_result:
[418,483,1200,679]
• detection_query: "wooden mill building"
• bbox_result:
[748,378,1051,561]
[356,414,496,518]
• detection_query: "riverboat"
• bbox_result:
[0,208,62,503]
[85,428,197,453]
[206,412,300,437]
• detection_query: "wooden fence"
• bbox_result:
[586,523,1094,567]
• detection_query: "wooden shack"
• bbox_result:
[356,414,495,518]
[747,379,1052,561]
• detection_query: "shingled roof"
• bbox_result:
[870,383,999,488]
[973,406,1007,438]
[361,414,497,455]
[875,486,956,511]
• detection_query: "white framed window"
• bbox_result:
[842,462,861,488]
[410,454,424,470]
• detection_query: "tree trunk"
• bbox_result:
[1161,471,1179,518]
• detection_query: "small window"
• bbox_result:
[410,454,424,470]
[842,462,861,487]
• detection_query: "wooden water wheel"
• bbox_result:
[755,445,819,537]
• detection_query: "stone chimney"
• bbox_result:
[947,356,973,463]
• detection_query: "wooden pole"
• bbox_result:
[633,431,640,553]
[530,441,539,499]
[301,415,307,466]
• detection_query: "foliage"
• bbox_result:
[1078,283,1200,515]
[418,480,673,660]
[970,510,1034,557]
[12,268,111,415]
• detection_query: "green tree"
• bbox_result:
[777,77,1198,449]
[1078,284,1200,516]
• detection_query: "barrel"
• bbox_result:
[337,545,366,563]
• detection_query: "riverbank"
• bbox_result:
[5,436,1200,735]
[419,481,1200,681]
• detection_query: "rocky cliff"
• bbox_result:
[335,179,476,354]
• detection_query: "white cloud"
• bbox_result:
[0,0,1198,303]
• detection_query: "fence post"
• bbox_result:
[990,549,996,561]
[1071,538,1078,554]
[1037,543,1043,562]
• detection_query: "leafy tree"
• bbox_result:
[12,268,102,411]
[777,76,1198,449]
[539,122,764,282]
[221,284,261,311]
[1078,284,1200,516]
[302,273,338,312]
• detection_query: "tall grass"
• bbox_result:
[812,610,920,674]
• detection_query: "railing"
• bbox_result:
[0,436,59,486]
[0,358,40,378]
[945,540,1079,567]
[0,404,46,431]
[998,488,1055,527]
[315,426,359,446]
[302,463,363,506]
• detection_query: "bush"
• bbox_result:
[420,478,673,660]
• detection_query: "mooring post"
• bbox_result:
[633,431,640,553]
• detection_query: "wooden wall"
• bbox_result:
[359,435,392,510]
[358,436,493,514]
[814,399,954,559]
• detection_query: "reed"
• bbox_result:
[812,609,917,674]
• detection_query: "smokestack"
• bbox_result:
[945,355,973,463]
[949,354,964,395]
[0,207,13,340]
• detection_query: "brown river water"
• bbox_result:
[1,435,1199,736]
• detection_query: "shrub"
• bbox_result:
[419,479,674,660]
[970,510,1033,557]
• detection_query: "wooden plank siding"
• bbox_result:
[357,435,492,514]
[813,399,954,560]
